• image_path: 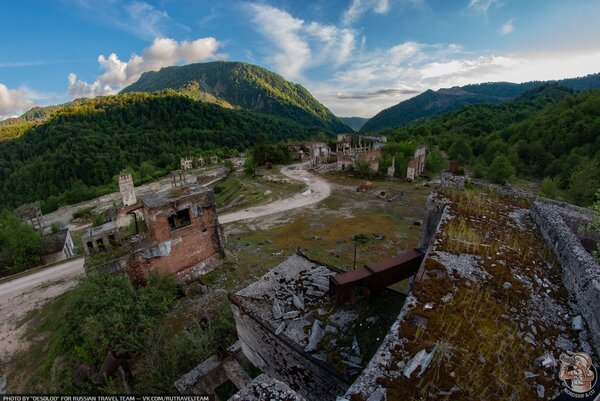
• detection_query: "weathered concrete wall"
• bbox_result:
[175,341,250,396]
[531,201,600,355]
[230,302,349,401]
[418,194,449,250]
[118,173,137,207]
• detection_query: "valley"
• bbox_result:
[1,6,600,398]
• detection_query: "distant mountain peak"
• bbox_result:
[361,72,600,133]
[122,61,350,133]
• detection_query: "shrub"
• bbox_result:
[487,155,516,184]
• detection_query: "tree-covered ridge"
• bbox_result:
[0,91,326,210]
[383,85,600,205]
[339,116,369,131]
[121,61,350,132]
[361,72,600,133]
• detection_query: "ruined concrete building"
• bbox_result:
[406,145,426,180]
[341,187,599,401]
[386,156,396,178]
[85,184,225,282]
[309,142,331,167]
[181,157,193,170]
[222,252,407,401]
[41,228,76,265]
[82,221,120,255]
[171,170,188,187]
[15,202,45,231]
[335,134,386,172]
[118,173,137,207]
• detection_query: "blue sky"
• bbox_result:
[2,0,600,119]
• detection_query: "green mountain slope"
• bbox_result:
[121,61,350,132]
[339,116,369,131]
[384,84,600,205]
[362,72,600,133]
[0,91,325,210]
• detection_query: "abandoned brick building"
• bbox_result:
[131,185,225,277]
[87,184,226,282]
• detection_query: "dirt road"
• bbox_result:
[0,258,85,365]
[219,163,331,224]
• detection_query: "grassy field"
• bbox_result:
[206,174,432,293]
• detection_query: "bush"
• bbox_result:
[134,300,236,393]
[243,158,256,176]
[487,155,515,184]
[425,150,446,173]
[58,272,179,367]
[448,138,472,164]
[0,210,43,276]
[540,176,560,198]
[355,160,375,178]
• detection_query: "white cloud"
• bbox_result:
[69,0,180,40]
[312,41,600,117]
[247,3,355,80]
[248,4,311,80]
[500,19,515,35]
[67,37,224,98]
[466,0,501,16]
[0,84,35,120]
[0,84,65,120]
[342,0,389,26]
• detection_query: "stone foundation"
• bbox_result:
[531,201,600,355]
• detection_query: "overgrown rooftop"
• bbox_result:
[345,189,591,401]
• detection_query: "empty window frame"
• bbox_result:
[168,208,192,231]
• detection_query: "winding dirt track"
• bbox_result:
[219,163,331,224]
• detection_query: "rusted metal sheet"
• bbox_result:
[330,250,424,304]
[366,250,424,293]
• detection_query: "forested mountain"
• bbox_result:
[339,116,369,131]
[121,61,350,132]
[0,100,90,141]
[382,84,600,205]
[0,91,327,211]
[362,72,600,132]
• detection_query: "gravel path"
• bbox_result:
[220,163,331,224]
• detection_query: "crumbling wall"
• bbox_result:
[440,172,465,190]
[418,194,449,250]
[531,201,600,355]
[230,301,349,401]
[118,173,137,207]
